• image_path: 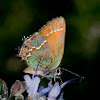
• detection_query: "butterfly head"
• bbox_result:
[18,36,33,61]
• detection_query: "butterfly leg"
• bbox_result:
[43,74,52,81]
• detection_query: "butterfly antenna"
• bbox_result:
[61,68,84,80]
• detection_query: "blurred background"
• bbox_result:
[0,0,100,99]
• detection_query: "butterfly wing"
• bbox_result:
[39,17,66,69]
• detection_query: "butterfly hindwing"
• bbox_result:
[19,32,54,70]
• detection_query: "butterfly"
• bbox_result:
[19,17,66,79]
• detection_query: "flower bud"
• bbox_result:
[10,80,26,97]
[0,79,8,99]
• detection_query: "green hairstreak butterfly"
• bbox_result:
[19,17,66,79]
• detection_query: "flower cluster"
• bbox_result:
[24,74,80,100]
[0,75,80,100]
[0,61,82,100]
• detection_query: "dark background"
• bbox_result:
[0,0,100,99]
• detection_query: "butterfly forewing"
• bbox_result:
[39,17,66,69]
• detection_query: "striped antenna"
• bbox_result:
[61,68,84,80]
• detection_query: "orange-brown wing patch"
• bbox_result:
[39,17,66,54]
